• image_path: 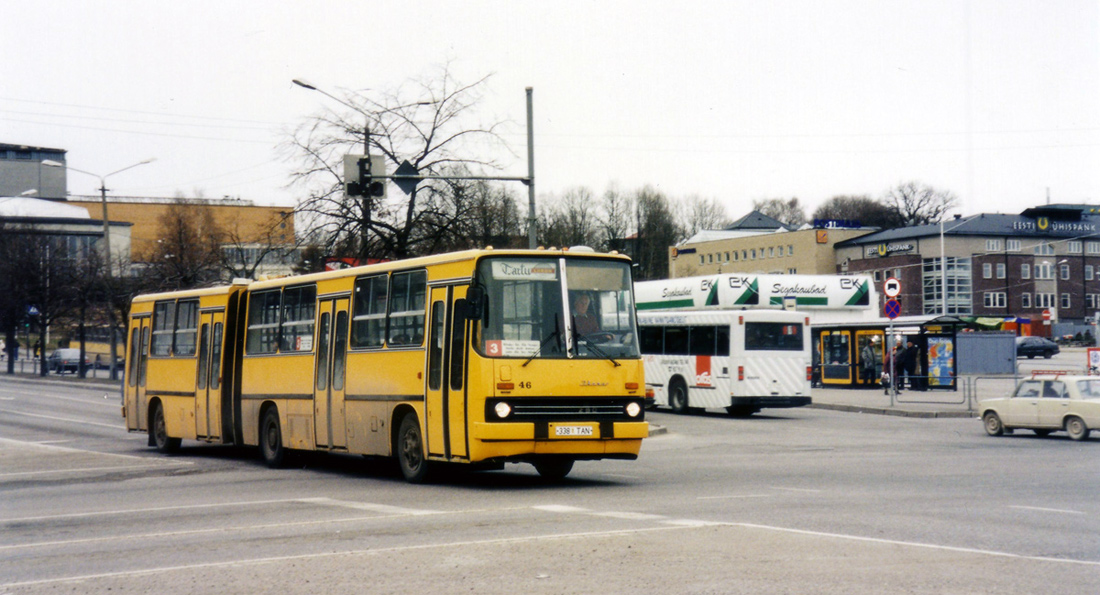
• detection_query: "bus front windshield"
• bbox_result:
[475,257,640,360]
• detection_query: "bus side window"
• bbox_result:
[665,327,689,355]
[689,326,717,356]
[716,326,730,356]
[640,327,663,354]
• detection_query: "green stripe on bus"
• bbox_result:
[637,299,695,310]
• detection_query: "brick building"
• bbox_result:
[834,204,1100,330]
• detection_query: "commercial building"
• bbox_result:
[0,144,67,199]
[834,204,1100,334]
[668,210,874,278]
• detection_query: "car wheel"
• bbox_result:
[1043,350,1054,359]
[397,414,430,483]
[983,411,1004,436]
[1027,354,1035,359]
[151,402,181,453]
[1065,416,1091,441]
[669,378,689,414]
[260,407,286,468]
[533,458,574,480]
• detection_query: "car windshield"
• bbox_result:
[474,256,640,360]
[1076,379,1100,398]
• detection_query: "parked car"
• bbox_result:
[47,348,91,374]
[1015,336,1060,359]
[980,374,1098,440]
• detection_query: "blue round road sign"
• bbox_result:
[884,298,901,319]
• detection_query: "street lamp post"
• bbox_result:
[42,158,155,381]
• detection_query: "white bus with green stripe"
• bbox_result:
[635,274,875,323]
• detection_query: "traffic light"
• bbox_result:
[343,154,385,198]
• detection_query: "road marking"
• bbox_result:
[298,497,441,516]
[1,498,303,524]
[697,494,770,500]
[1008,505,1086,515]
[592,511,666,521]
[0,464,188,479]
[0,525,692,589]
[532,504,589,513]
[0,408,123,429]
[770,486,822,493]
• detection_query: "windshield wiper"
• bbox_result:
[571,320,621,367]
[523,314,562,367]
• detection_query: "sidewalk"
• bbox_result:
[809,375,1019,419]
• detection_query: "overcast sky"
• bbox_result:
[3,1,1098,220]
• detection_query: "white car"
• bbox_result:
[980,374,1100,441]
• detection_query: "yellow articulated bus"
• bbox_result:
[123,248,648,482]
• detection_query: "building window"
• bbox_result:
[742,250,748,260]
[1089,242,1100,255]
[986,239,1003,252]
[725,252,730,262]
[1061,264,1070,280]
[996,263,1006,279]
[922,257,972,315]
[1061,293,1071,309]
[1036,293,1056,309]
[1007,239,1021,252]
[1035,262,1053,280]
[1021,264,1031,279]
[1068,241,1083,254]
[733,252,739,261]
[1088,294,1100,309]
[982,263,992,279]
[1034,243,1055,256]
[788,245,794,256]
[1022,293,1031,308]
[983,292,1006,308]
[699,255,704,265]
[750,249,756,259]
[873,270,882,282]
[769,247,775,258]
[1087,265,1094,281]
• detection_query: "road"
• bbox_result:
[1,375,1097,593]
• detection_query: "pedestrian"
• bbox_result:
[33,339,41,359]
[902,340,920,390]
[860,336,880,386]
[892,342,906,390]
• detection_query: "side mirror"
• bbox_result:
[462,286,486,322]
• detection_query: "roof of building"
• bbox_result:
[0,143,66,154]
[724,210,794,232]
[836,205,1100,247]
[0,196,90,219]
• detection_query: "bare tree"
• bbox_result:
[599,183,633,252]
[540,186,602,249]
[142,202,225,290]
[813,194,902,228]
[680,195,731,237]
[881,181,959,226]
[219,209,299,280]
[286,64,510,262]
[752,197,806,228]
[633,185,683,281]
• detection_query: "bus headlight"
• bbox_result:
[625,402,642,418]
[494,402,512,419]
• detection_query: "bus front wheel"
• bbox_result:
[533,458,574,480]
[669,379,689,414]
[397,415,431,483]
[260,407,285,468]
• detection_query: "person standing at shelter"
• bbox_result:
[860,336,880,386]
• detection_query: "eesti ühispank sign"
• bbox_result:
[1011,216,1098,235]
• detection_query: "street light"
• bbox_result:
[42,158,155,381]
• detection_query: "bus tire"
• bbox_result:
[669,378,689,414]
[260,407,286,468]
[151,401,180,453]
[533,458,574,480]
[397,415,431,483]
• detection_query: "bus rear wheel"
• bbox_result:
[260,407,285,468]
[669,379,689,414]
[397,415,431,483]
[151,402,180,453]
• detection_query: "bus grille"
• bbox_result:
[485,397,645,423]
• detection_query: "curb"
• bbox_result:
[809,403,975,419]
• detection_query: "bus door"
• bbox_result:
[125,316,151,431]
[854,330,884,385]
[425,286,469,460]
[314,298,349,450]
[820,330,853,385]
[195,311,225,439]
